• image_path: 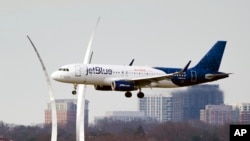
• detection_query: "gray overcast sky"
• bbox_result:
[1,0,250,125]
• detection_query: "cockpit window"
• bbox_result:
[58,68,69,71]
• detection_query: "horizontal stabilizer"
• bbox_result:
[205,73,232,80]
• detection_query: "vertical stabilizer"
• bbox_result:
[193,41,227,72]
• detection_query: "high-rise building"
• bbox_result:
[45,99,89,126]
[200,105,233,125]
[172,85,224,121]
[233,103,250,124]
[139,94,173,122]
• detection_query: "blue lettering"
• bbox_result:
[88,68,93,74]
[86,67,112,75]
[95,67,101,74]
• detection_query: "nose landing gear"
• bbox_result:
[72,83,78,95]
[72,90,77,95]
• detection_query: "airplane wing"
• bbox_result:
[115,60,191,86]
[132,60,191,84]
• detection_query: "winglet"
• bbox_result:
[180,60,191,73]
[129,59,135,66]
[88,51,94,64]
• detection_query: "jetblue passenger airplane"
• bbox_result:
[51,41,230,98]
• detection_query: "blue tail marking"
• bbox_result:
[193,41,226,72]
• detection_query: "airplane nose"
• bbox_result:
[51,71,59,81]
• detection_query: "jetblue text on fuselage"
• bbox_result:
[86,66,112,75]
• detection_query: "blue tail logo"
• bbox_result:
[193,41,226,72]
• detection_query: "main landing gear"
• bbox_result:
[137,88,144,98]
[137,91,144,98]
[72,83,77,95]
[125,90,144,98]
[125,91,132,98]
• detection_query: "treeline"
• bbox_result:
[88,119,229,141]
[0,120,229,141]
[0,121,75,141]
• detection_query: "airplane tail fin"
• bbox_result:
[193,41,227,72]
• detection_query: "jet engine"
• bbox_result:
[111,80,138,91]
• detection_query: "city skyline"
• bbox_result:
[93,86,250,125]
[1,0,250,125]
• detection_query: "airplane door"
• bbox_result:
[191,71,197,82]
[75,65,81,77]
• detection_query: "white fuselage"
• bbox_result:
[51,63,178,88]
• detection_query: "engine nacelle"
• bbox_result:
[111,80,138,91]
[94,85,112,91]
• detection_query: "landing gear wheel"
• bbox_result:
[72,90,77,95]
[72,83,78,95]
[137,92,144,98]
[125,91,132,98]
